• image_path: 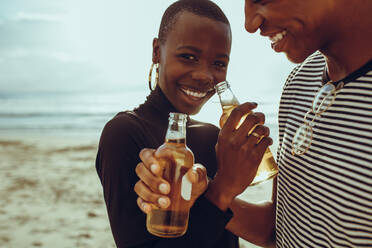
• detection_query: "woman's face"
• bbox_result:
[153,11,231,115]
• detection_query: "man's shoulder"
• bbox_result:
[295,51,326,74]
[303,51,326,65]
[284,51,326,86]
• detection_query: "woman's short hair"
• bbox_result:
[158,0,230,44]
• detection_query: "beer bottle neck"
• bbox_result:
[165,112,187,145]
[215,81,240,106]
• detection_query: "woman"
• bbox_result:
[96,1,238,247]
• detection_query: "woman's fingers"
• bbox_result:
[186,163,209,206]
[135,162,170,194]
[137,197,152,214]
[139,148,164,176]
[186,163,207,183]
[134,181,170,209]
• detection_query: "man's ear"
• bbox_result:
[152,38,160,64]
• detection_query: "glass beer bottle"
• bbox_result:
[215,81,278,186]
[146,112,194,238]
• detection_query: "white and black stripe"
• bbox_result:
[276,52,372,247]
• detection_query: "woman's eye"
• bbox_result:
[179,54,197,61]
[214,61,227,68]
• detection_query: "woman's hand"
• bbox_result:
[206,102,273,211]
[134,148,209,214]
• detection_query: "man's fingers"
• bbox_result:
[256,136,273,150]
[232,112,265,145]
[251,136,273,161]
[222,102,257,133]
[247,125,270,145]
[253,125,270,137]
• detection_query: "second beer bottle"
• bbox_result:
[146,112,194,238]
[215,81,278,186]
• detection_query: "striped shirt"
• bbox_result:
[276,52,372,247]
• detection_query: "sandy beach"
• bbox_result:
[0,134,272,248]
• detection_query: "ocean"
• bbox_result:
[0,88,281,151]
[0,90,144,138]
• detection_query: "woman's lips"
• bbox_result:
[179,86,213,101]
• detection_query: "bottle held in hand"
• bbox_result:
[215,81,278,186]
[146,112,194,238]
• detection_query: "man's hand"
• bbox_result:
[206,102,273,211]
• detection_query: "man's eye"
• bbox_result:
[252,0,262,3]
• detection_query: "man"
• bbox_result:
[241,0,372,247]
[135,0,372,247]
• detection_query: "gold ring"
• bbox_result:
[250,132,261,138]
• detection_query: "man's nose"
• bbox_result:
[244,1,264,33]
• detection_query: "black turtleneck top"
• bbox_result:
[96,87,239,248]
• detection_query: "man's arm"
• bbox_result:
[226,178,277,247]
[201,102,276,246]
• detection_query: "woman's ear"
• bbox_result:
[152,38,160,64]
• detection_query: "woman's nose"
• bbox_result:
[191,65,214,87]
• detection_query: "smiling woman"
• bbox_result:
[154,10,231,115]
[95,1,239,247]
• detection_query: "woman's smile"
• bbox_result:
[179,85,214,102]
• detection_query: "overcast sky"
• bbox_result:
[0,0,294,96]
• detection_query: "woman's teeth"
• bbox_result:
[181,88,208,98]
[269,30,287,43]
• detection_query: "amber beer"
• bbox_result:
[146,113,194,238]
[215,81,278,186]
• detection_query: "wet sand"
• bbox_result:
[0,135,272,248]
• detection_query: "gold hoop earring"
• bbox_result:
[148,63,159,91]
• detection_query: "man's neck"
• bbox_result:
[320,2,372,82]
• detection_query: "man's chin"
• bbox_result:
[285,49,317,64]
[286,53,307,64]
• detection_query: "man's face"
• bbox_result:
[154,11,231,115]
[244,0,333,63]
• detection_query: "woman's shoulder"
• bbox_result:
[105,111,141,129]
[100,111,145,144]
